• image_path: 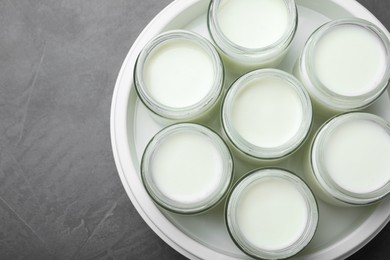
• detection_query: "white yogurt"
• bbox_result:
[217,0,289,49]
[223,69,312,159]
[313,24,387,96]
[142,124,233,214]
[226,169,318,259]
[232,77,303,148]
[144,38,215,108]
[237,177,308,250]
[208,0,297,71]
[309,113,390,206]
[135,30,224,121]
[295,19,390,113]
[323,117,390,194]
[151,131,223,203]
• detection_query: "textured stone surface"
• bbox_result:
[0,0,388,259]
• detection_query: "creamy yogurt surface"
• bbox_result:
[323,118,390,194]
[231,76,304,148]
[313,24,387,96]
[151,131,224,204]
[236,176,308,250]
[217,0,289,49]
[143,38,215,108]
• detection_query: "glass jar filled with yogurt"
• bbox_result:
[208,0,297,74]
[222,69,312,162]
[134,30,224,124]
[295,18,390,116]
[141,123,233,214]
[226,168,318,259]
[306,112,390,206]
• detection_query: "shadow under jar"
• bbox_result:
[305,112,390,207]
[294,18,390,118]
[141,123,233,214]
[208,0,297,74]
[226,168,318,260]
[222,69,312,164]
[134,30,224,124]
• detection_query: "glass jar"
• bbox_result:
[134,30,224,124]
[208,0,297,74]
[141,123,233,214]
[295,18,390,116]
[222,69,312,162]
[306,112,390,206]
[226,168,318,259]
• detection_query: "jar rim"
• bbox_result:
[134,30,224,121]
[300,18,390,111]
[225,168,319,259]
[222,69,313,159]
[207,0,297,62]
[141,123,234,214]
[310,112,390,205]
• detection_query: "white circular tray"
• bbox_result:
[111,0,390,259]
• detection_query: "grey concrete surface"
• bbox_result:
[0,0,388,259]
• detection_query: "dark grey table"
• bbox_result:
[0,0,388,259]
